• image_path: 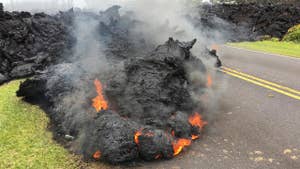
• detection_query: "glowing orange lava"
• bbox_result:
[191,135,199,140]
[206,74,212,88]
[92,79,108,112]
[189,112,208,130]
[172,138,192,156]
[93,150,101,160]
[134,130,143,145]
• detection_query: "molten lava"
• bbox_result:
[170,113,207,156]
[206,74,212,88]
[92,79,108,112]
[189,112,207,130]
[134,130,143,145]
[172,138,192,156]
[93,150,101,160]
[191,135,199,140]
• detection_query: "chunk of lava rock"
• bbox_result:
[0,73,7,84]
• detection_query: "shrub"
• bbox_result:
[282,24,300,43]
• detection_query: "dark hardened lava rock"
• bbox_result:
[197,3,300,41]
[0,3,3,16]
[82,111,140,163]
[98,5,151,63]
[0,5,74,85]
[17,38,208,164]
[105,38,204,128]
[0,5,148,85]
[137,128,174,161]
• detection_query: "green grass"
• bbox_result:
[228,41,300,58]
[0,80,82,169]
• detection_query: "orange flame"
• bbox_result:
[206,74,212,88]
[92,79,108,112]
[93,150,101,160]
[191,135,199,140]
[189,112,208,130]
[172,138,192,156]
[134,130,143,145]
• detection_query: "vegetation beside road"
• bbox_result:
[228,41,300,58]
[283,24,300,43]
[0,80,81,169]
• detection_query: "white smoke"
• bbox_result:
[72,14,109,74]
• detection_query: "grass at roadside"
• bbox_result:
[0,80,82,169]
[228,41,300,58]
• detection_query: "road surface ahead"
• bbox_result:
[99,46,300,169]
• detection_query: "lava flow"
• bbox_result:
[92,79,108,112]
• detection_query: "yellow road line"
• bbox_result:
[220,69,300,100]
[221,67,300,96]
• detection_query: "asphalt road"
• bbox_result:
[98,46,300,169]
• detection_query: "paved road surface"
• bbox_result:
[98,46,300,169]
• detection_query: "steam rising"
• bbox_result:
[72,14,108,73]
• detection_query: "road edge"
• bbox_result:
[224,45,300,60]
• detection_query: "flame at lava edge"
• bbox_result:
[134,130,143,145]
[172,112,207,156]
[189,112,208,130]
[191,135,199,140]
[134,114,207,157]
[172,138,192,156]
[92,79,108,112]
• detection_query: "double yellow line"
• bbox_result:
[220,67,300,100]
